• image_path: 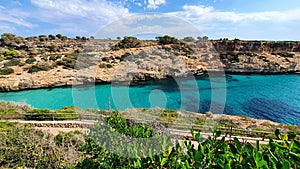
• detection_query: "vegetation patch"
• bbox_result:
[113,36,142,50]
[0,67,14,75]
[25,108,78,121]
[156,35,180,45]
[28,62,54,73]
[0,123,83,168]
[4,58,20,66]
[25,58,36,64]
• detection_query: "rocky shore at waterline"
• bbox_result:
[0,34,299,92]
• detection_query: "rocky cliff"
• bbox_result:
[213,40,300,73]
[0,36,299,91]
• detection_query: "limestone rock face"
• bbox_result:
[213,40,300,73]
[0,40,299,91]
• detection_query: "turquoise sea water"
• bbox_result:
[0,74,299,125]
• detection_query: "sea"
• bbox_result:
[0,74,299,125]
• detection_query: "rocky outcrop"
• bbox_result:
[212,40,300,73]
[0,39,299,92]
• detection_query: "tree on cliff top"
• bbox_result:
[156,35,180,45]
[0,33,24,47]
[113,36,142,50]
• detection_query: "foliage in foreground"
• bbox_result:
[0,122,84,169]
[0,111,300,169]
[74,112,300,169]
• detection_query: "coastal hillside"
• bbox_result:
[0,34,299,91]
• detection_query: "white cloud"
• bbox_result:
[174,5,300,23]
[27,0,130,35]
[95,14,202,39]
[30,0,129,21]
[146,0,166,9]
[169,5,300,40]
[0,6,35,28]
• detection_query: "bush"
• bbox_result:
[0,33,24,47]
[75,112,160,168]
[182,36,195,42]
[57,53,78,69]
[0,123,83,168]
[49,55,62,61]
[0,68,14,75]
[4,58,20,66]
[76,123,300,169]
[28,63,53,73]
[156,35,180,45]
[113,36,142,49]
[25,58,36,64]
[2,49,19,58]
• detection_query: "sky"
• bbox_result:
[0,0,300,40]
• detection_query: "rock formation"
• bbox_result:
[0,38,299,91]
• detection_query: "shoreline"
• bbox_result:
[0,71,299,93]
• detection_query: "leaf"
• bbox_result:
[268,149,278,162]
[294,140,300,149]
[167,146,173,156]
[275,129,281,140]
[185,159,190,168]
[194,162,201,168]
[282,160,291,169]
[283,134,288,142]
[194,151,201,161]
[289,152,300,162]
[239,155,243,163]
[258,160,268,168]
[234,138,241,152]
[161,158,168,166]
[215,131,221,138]
[195,133,202,141]
[271,142,286,150]
[213,124,218,132]
[191,129,195,137]
[224,164,231,169]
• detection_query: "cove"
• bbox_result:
[0,74,299,125]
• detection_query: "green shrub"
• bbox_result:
[106,64,113,68]
[3,49,19,58]
[4,58,20,66]
[49,55,62,61]
[18,62,25,66]
[25,58,36,64]
[28,63,53,73]
[76,126,300,169]
[0,68,14,75]
[25,108,79,121]
[54,131,81,147]
[156,35,180,45]
[113,36,142,49]
[57,53,79,69]
[0,124,82,168]
[182,36,195,42]
[26,109,51,114]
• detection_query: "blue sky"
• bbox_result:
[0,0,300,40]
